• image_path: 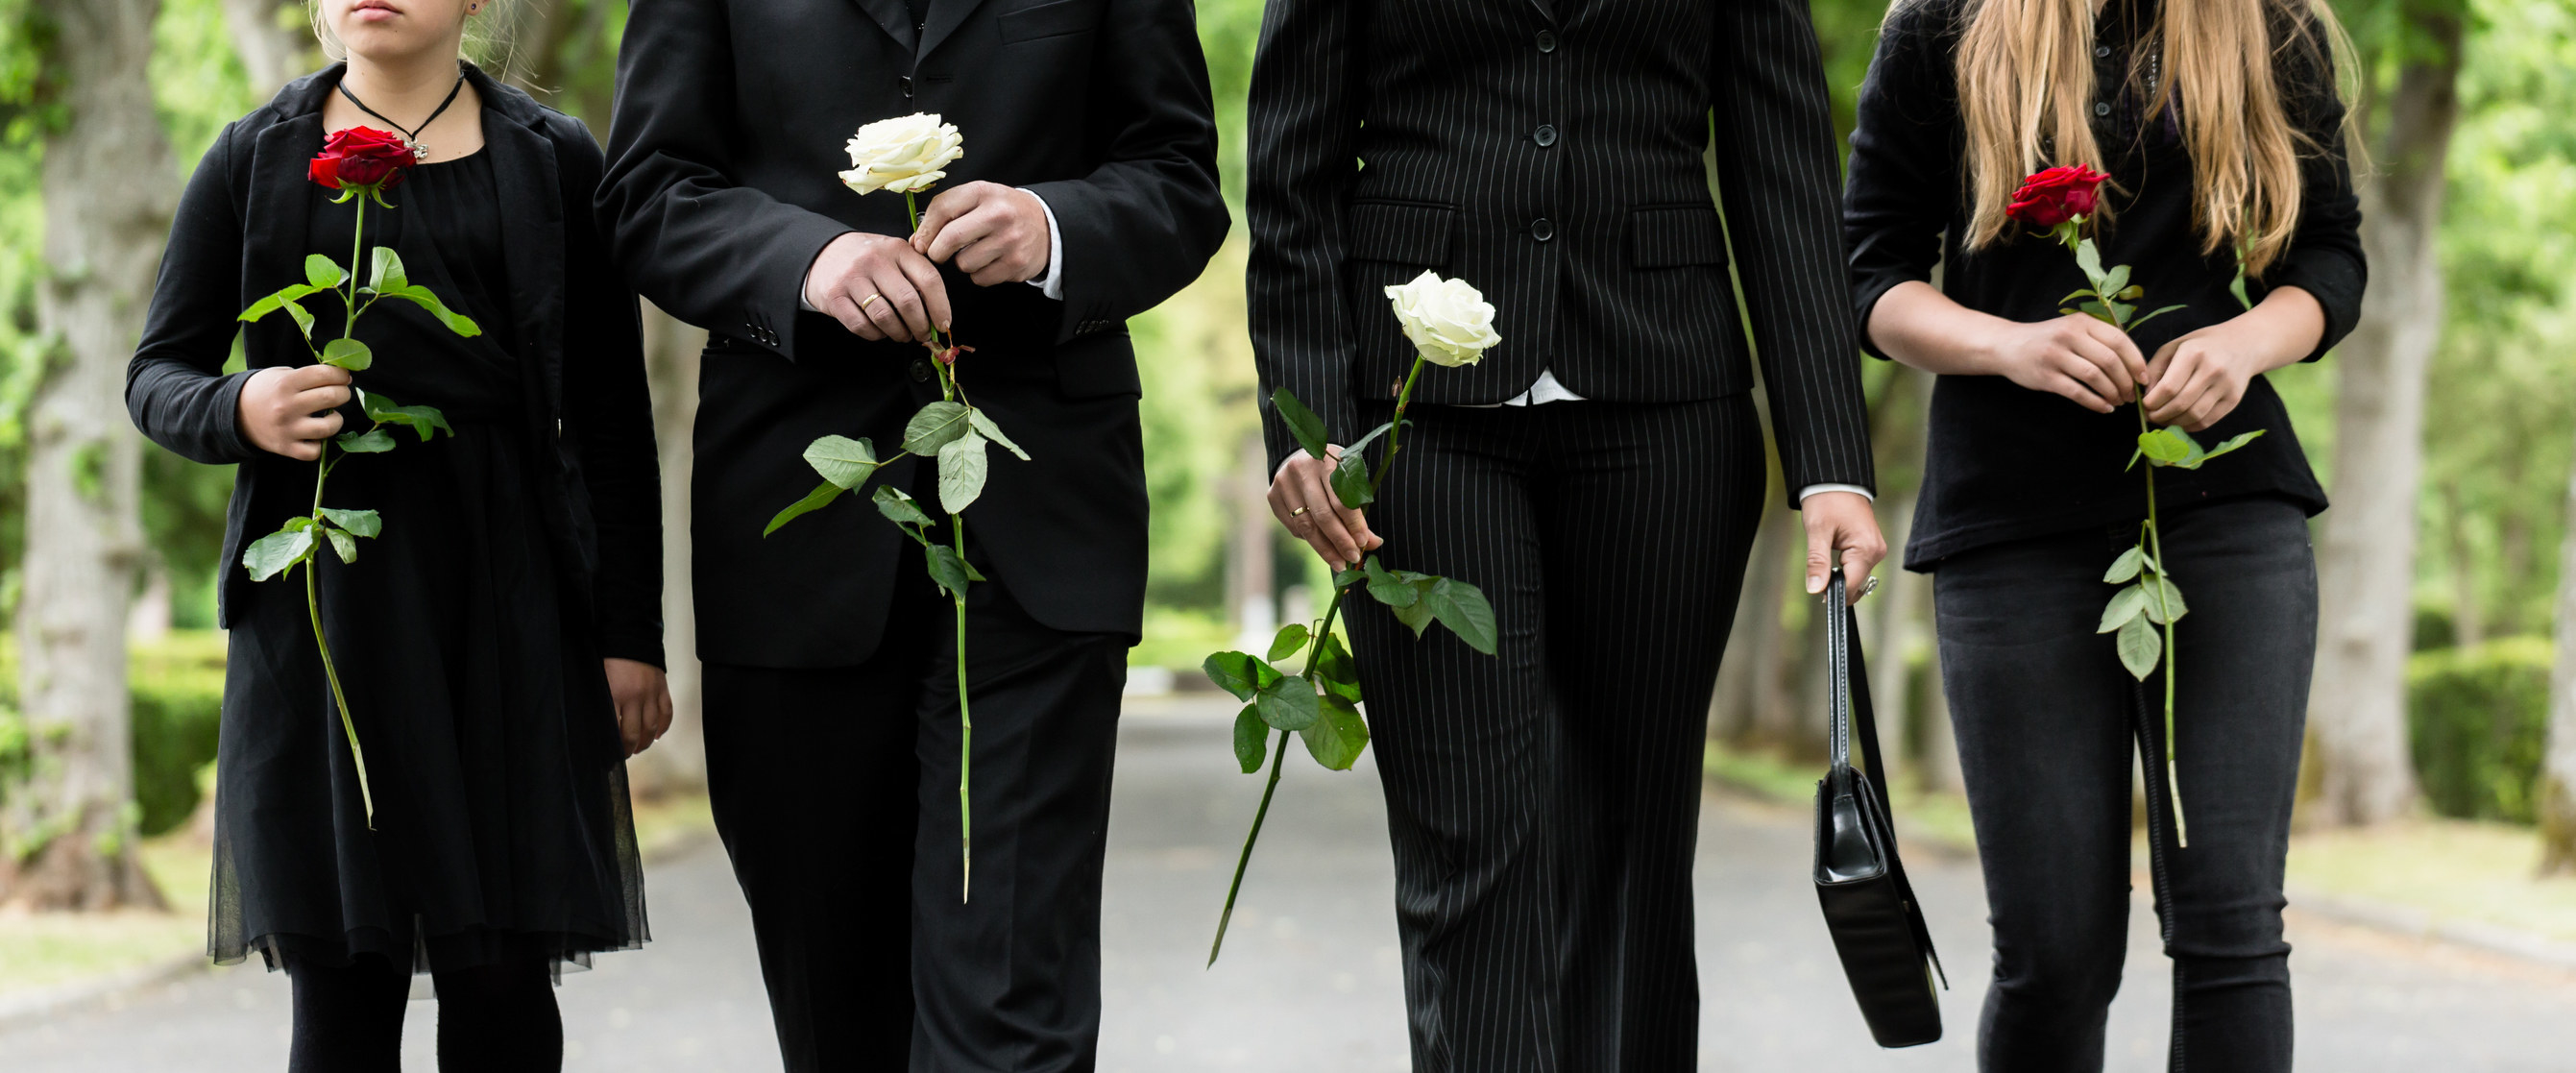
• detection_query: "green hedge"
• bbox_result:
[2406,637,2553,824]
[0,631,226,839]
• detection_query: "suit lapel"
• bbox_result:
[917,0,994,61]
[1530,0,1556,25]
[479,105,569,417]
[851,0,918,52]
[246,114,324,359]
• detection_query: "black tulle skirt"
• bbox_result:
[210,418,646,976]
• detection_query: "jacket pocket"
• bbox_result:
[1344,200,1457,267]
[999,0,1095,42]
[1628,203,1730,269]
[1055,334,1142,399]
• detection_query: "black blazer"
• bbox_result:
[597,0,1227,667]
[1244,0,1875,500]
[126,64,666,668]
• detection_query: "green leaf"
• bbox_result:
[1255,674,1322,732]
[2058,287,2096,306]
[241,527,315,581]
[1390,592,1438,637]
[1332,567,1366,591]
[965,409,1029,461]
[370,246,408,292]
[802,435,880,490]
[1300,695,1371,770]
[2100,264,2131,299]
[2228,262,2251,310]
[318,507,380,538]
[379,284,481,336]
[2140,576,2188,624]
[873,485,936,529]
[1312,633,1362,702]
[282,515,317,531]
[2098,584,2149,633]
[2074,238,2107,290]
[2116,614,2162,680]
[2193,429,2266,465]
[1272,388,1332,461]
[1344,420,1397,458]
[2137,427,2197,466]
[1232,705,1270,773]
[1422,577,1499,655]
[2105,300,2135,325]
[304,255,346,289]
[238,283,322,325]
[1202,650,1278,702]
[324,526,358,564]
[1329,450,1373,509]
[2103,546,2146,584]
[2078,299,2112,322]
[902,401,974,455]
[2128,304,2189,331]
[1363,556,1418,608]
[926,543,975,599]
[1267,622,1311,663]
[375,402,453,441]
[2116,285,2144,301]
[764,480,845,536]
[321,337,373,371]
[337,427,397,453]
[937,430,990,514]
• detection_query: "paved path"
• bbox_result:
[10,696,2575,1071]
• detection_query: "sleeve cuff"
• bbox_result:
[796,229,857,314]
[1799,483,1875,504]
[1021,188,1064,302]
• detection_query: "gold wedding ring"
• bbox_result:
[1291,506,1310,517]
[858,293,885,310]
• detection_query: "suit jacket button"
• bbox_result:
[900,75,914,99]
[1534,124,1558,147]
[911,357,933,382]
[1536,30,1558,52]
[1531,217,1555,242]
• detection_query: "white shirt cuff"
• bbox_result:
[1799,483,1875,503]
[1021,188,1064,301]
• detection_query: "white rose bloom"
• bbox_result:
[1383,270,1501,368]
[839,113,965,195]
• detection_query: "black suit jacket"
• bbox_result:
[598,0,1226,668]
[1245,0,1875,501]
[127,64,666,668]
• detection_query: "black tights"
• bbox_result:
[287,953,562,1072]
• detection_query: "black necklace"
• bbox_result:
[337,73,468,161]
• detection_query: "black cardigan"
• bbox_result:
[126,64,665,667]
[1844,0,2365,569]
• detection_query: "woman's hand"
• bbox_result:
[1270,447,1382,572]
[236,365,353,461]
[1802,491,1888,606]
[1979,312,2149,414]
[2141,287,2326,431]
[605,658,673,758]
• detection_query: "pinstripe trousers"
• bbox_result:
[1347,394,1769,1073]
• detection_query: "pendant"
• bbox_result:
[411,143,429,162]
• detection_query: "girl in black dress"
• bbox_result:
[1844,0,2362,1069]
[126,2,668,1069]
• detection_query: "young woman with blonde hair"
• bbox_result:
[1844,0,2362,1067]
[128,1,666,1067]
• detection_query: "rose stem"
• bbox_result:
[1370,356,1430,499]
[906,191,950,354]
[304,193,376,827]
[2137,402,2187,846]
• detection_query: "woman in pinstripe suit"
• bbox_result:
[1245,1,1885,1068]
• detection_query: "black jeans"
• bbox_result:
[1933,497,2317,1073]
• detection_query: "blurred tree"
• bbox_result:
[219,0,307,93]
[2308,0,2466,827]
[2545,452,2576,871]
[0,0,172,910]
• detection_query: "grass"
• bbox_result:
[1706,740,2576,947]
[0,791,720,1004]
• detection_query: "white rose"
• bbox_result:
[838,112,965,196]
[1383,270,1501,368]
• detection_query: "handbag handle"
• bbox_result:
[1824,570,1948,988]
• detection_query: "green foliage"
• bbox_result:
[2406,638,2551,824]
[0,631,226,839]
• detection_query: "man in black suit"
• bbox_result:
[596,1,1225,1068]
[1246,0,1884,1068]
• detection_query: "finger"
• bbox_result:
[2049,373,2117,414]
[1272,475,1340,567]
[2143,346,2195,411]
[278,438,322,462]
[912,185,977,255]
[2064,334,2134,402]
[288,411,345,441]
[924,188,992,263]
[893,252,953,333]
[954,225,1000,277]
[872,267,933,342]
[854,274,915,342]
[287,364,354,389]
[2053,354,2123,411]
[1804,523,1834,596]
[1840,531,1882,606]
[2142,338,2181,401]
[289,386,353,414]
[826,292,887,341]
[2083,318,2151,385]
[1300,471,1367,565]
[2151,361,2223,426]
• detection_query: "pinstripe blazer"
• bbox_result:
[1245,0,1876,502]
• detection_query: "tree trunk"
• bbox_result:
[2304,13,2462,828]
[1227,431,1276,647]
[625,304,708,798]
[2537,432,2576,875]
[220,0,310,95]
[4,0,175,911]
[1722,501,1795,749]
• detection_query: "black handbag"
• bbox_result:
[1811,573,1948,1048]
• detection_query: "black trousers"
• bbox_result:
[703,570,1128,1073]
[1933,497,2316,1073]
[1346,396,1767,1073]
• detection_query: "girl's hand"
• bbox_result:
[605,657,673,757]
[1980,312,2149,414]
[2141,327,2261,431]
[237,365,353,461]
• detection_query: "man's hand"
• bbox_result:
[236,365,352,461]
[1803,491,1887,606]
[605,657,673,758]
[1270,448,1381,572]
[912,182,1053,287]
[805,231,953,343]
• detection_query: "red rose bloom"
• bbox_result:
[2005,164,2109,229]
[309,127,416,192]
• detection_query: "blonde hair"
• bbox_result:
[1940,0,2355,276]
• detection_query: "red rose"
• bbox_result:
[2005,164,2109,229]
[309,126,415,192]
